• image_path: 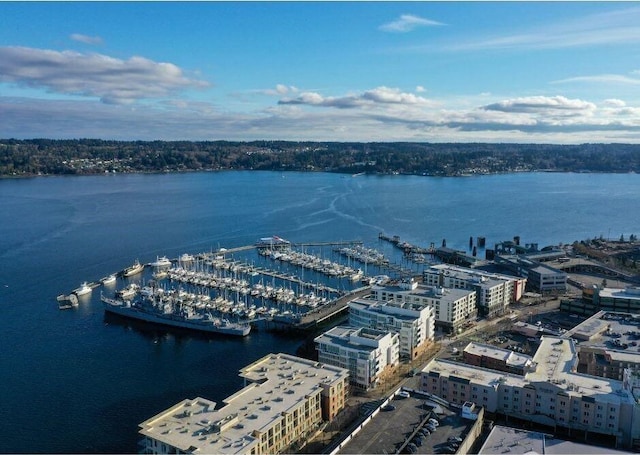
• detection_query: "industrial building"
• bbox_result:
[494,254,567,293]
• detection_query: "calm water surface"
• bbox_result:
[0,171,638,453]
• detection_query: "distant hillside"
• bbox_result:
[2,139,640,177]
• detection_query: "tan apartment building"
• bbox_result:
[139,353,349,454]
[421,336,640,449]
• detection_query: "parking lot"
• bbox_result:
[337,390,472,454]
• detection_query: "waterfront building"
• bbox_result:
[349,294,435,359]
[565,310,640,381]
[315,326,400,390]
[138,353,349,455]
[462,342,536,375]
[422,264,526,317]
[494,254,567,293]
[421,336,640,449]
[369,279,476,334]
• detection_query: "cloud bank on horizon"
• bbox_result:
[1,3,639,143]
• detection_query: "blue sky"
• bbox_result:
[1,2,639,143]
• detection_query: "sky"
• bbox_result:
[1,2,640,143]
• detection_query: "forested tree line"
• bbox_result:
[1,139,640,176]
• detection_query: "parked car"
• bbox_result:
[426,423,437,431]
[448,436,462,443]
[397,390,411,399]
[428,418,440,426]
[381,404,396,412]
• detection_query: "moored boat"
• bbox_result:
[123,260,144,277]
[101,287,251,337]
[101,274,117,285]
[73,282,92,296]
[116,283,140,300]
[150,256,172,268]
[179,253,195,263]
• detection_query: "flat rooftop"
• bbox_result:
[527,336,634,404]
[424,337,636,406]
[315,326,386,352]
[566,311,640,359]
[139,353,349,454]
[426,264,522,285]
[600,287,640,302]
[374,283,475,303]
[479,424,632,454]
[463,342,534,368]
[350,298,426,321]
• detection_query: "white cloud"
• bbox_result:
[603,99,626,107]
[0,46,209,104]
[261,84,299,96]
[279,86,436,109]
[409,6,640,53]
[379,14,444,33]
[70,33,103,45]
[416,86,426,93]
[2,89,640,143]
[552,74,640,85]
[483,96,596,115]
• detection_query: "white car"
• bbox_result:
[428,418,440,426]
[397,390,410,398]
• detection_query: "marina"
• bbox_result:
[5,170,640,454]
[57,237,391,333]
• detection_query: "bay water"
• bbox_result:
[0,171,638,453]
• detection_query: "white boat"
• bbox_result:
[150,256,172,268]
[152,270,168,280]
[73,282,92,296]
[101,274,117,285]
[123,260,144,277]
[179,253,195,263]
[116,283,140,300]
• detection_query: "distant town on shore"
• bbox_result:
[2,139,640,177]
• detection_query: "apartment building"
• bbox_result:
[421,336,640,449]
[139,353,349,455]
[423,264,526,317]
[370,279,476,334]
[463,342,536,375]
[565,310,640,381]
[315,326,400,390]
[349,291,435,359]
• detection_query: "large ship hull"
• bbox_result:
[102,297,250,337]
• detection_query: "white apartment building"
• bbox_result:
[315,326,400,390]
[139,353,349,455]
[349,294,435,359]
[423,264,526,317]
[421,336,640,449]
[370,279,476,334]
